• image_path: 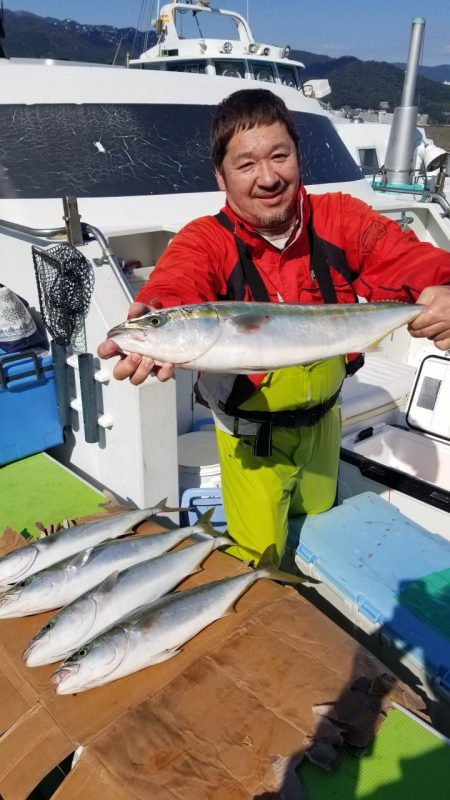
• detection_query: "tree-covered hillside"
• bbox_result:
[2,9,155,64]
[294,51,450,123]
[3,10,450,122]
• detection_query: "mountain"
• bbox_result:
[1,9,156,64]
[393,63,450,84]
[2,10,450,122]
[296,53,450,123]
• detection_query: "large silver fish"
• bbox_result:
[1,511,216,619]
[52,565,311,694]
[0,499,179,588]
[106,301,424,373]
[24,530,232,667]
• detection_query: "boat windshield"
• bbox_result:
[0,103,363,199]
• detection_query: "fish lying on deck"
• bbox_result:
[106,301,424,374]
[52,565,314,694]
[0,498,180,588]
[1,511,216,619]
[24,527,232,666]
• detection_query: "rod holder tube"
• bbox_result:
[78,352,100,444]
[51,341,72,428]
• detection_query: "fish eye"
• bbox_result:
[43,621,54,631]
[77,647,89,657]
[149,315,161,327]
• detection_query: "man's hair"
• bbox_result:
[211,88,299,171]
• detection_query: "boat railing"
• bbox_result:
[0,200,133,302]
[371,184,450,219]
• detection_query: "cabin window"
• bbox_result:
[357,148,380,176]
[277,65,298,88]
[214,60,245,78]
[249,62,275,83]
[1,104,363,199]
[166,61,207,74]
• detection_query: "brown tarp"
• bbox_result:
[0,516,425,799]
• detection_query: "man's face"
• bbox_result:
[215,121,300,229]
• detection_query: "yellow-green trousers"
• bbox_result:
[215,357,345,566]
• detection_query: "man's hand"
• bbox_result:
[96,302,175,386]
[408,285,450,351]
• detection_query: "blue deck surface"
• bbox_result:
[290,492,450,692]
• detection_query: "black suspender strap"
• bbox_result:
[215,212,270,302]
[211,210,346,456]
[306,206,338,304]
[213,212,271,411]
[216,208,338,305]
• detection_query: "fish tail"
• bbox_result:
[193,508,221,538]
[256,545,319,585]
[257,564,319,586]
[150,497,189,514]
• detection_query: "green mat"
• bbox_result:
[397,569,450,643]
[299,706,450,799]
[0,453,105,537]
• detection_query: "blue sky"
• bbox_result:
[4,1,450,65]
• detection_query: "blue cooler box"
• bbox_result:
[289,492,450,700]
[179,487,227,532]
[0,350,64,466]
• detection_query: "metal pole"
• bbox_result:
[401,17,425,107]
[384,17,425,186]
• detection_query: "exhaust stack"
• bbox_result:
[384,17,425,185]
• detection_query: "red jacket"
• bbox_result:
[137,186,450,310]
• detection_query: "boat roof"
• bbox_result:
[130,1,305,69]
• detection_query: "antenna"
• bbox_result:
[0,1,6,59]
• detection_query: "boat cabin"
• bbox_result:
[129,1,305,92]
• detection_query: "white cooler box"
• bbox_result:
[339,424,450,538]
[340,354,415,433]
[340,354,450,539]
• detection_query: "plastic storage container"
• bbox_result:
[179,487,226,531]
[0,350,64,466]
[290,492,450,700]
[177,431,221,495]
[339,423,450,538]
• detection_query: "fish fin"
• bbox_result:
[222,529,262,559]
[231,312,270,333]
[95,570,120,595]
[364,338,384,352]
[150,648,182,664]
[222,601,238,616]
[67,548,95,569]
[258,546,320,586]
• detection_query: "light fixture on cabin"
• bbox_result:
[423,144,448,172]
[223,41,233,54]
[248,43,259,53]
[262,47,270,56]
[282,45,291,58]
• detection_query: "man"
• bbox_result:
[98,89,450,566]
